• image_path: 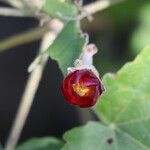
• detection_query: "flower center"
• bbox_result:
[72,83,94,97]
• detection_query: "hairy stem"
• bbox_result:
[4,54,48,150]
[0,7,33,17]
[0,0,124,53]
[0,25,49,53]
[4,20,63,150]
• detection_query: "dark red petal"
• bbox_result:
[61,69,104,108]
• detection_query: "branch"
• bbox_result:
[4,52,48,150]
[4,20,63,150]
[0,25,49,53]
[0,7,33,17]
[0,0,124,17]
[0,0,124,53]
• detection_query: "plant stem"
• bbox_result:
[4,20,64,150]
[0,25,49,53]
[0,0,124,18]
[0,7,33,17]
[0,0,124,54]
[4,54,48,150]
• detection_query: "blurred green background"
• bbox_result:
[82,0,150,75]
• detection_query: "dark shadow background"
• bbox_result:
[0,0,150,146]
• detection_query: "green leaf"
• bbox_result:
[16,137,63,150]
[63,121,148,150]
[42,0,77,20]
[63,122,118,150]
[48,21,86,76]
[62,46,150,150]
[96,46,150,149]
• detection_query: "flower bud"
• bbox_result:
[61,69,104,108]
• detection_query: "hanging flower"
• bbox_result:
[61,44,105,108]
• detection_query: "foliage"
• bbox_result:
[42,0,77,20]
[16,137,63,150]
[48,21,86,76]
[62,46,150,150]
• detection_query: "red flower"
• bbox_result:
[61,69,104,108]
